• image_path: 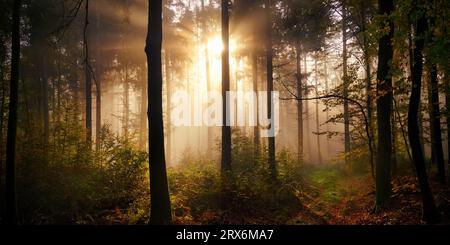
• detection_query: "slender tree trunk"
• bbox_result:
[124,67,129,137]
[408,6,440,223]
[84,0,92,143]
[5,0,21,224]
[146,0,172,224]
[392,108,398,175]
[429,62,446,183]
[252,49,260,158]
[221,0,231,173]
[265,0,276,180]
[375,0,394,206]
[296,45,303,163]
[314,56,322,164]
[304,55,311,161]
[95,73,101,148]
[362,1,374,162]
[342,0,350,159]
[164,51,172,164]
[95,12,102,149]
[324,58,330,155]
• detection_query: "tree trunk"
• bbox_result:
[429,62,446,183]
[296,45,303,163]
[5,0,21,224]
[304,55,311,161]
[84,0,92,143]
[265,0,276,180]
[408,6,440,223]
[252,49,260,158]
[315,56,322,164]
[164,51,172,164]
[145,0,172,225]
[391,108,398,175]
[124,67,129,137]
[95,73,101,148]
[375,0,394,206]
[221,0,231,174]
[342,0,350,159]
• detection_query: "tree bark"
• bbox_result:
[221,0,231,173]
[84,0,92,143]
[342,0,350,159]
[164,50,172,164]
[429,62,446,183]
[146,0,172,224]
[252,49,260,158]
[296,45,303,163]
[375,0,393,205]
[6,0,21,225]
[265,0,276,180]
[408,5,440,223]
[314,56,322,164]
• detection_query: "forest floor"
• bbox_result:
[287,165,450,225]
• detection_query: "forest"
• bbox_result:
[0,0,450,225]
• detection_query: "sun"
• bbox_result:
[207,36,224,56]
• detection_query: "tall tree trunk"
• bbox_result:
[146,0,172,224]
[429,63,446,183]
[252,49,260,158]
[221,0,231,173]
[84,0,92,143]
[362,1,374,162]
[314,55,322,164]
[265,0,276,180]
[95,73,101,148]
[408,5,440,223]
[296,45,303,163]
[304,55,311,161]
[324,58,330,155]
[124,67,129,137]
[95,11,102,149]
[391,108,398,175]
[342,0,350,159]
[375,0,393,206]
[5,0,21,224]
[164,51,172,164]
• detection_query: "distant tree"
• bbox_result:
[5,0,21,225]
[145,0,172,224]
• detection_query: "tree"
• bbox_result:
[145,0,172,225]
[407,0,440,223]
[221,0,231,174]
[342,0,350,159]
[5,0,21,225]
[265,0,276,180]
[84,0,92,143]
[374,0,394,206]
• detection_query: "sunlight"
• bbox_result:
[207,35,224,57]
